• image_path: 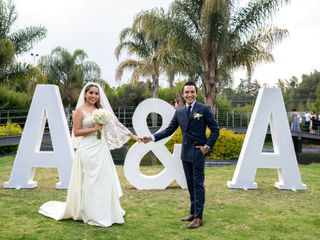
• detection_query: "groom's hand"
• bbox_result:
[199,146,209,155]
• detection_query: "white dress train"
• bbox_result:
[39,110,128,227]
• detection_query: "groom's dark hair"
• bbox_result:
[182,81,198,93]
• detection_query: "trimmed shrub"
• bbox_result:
[165,127,182,152]
[0,145,18,155]
[0,121,22,136]
[208,128,245,160]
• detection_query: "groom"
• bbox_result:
[142,81,219,228]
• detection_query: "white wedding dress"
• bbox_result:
[39,110,130,227]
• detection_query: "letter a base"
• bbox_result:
[227,181,257,190]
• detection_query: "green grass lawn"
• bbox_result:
[0,156,320,240]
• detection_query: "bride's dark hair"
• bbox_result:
[84,84,102,109]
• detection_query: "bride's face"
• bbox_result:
[85,86,99,105]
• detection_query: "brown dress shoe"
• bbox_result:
[188,218,203,229]
[180,215,194,221]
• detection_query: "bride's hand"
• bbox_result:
[93,124,103,131]
[129,134,141,142]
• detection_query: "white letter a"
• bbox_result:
[4,85,73,189]
[227,88,307,190]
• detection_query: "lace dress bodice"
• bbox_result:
[81,111,95,129]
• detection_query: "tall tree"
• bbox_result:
[0,38,15,80]
[0,0,47,82]
[115,27,162,99]
[39,47,102,110]
[144,0,289,111]
[0,0,47,54]
[115,9,188,125]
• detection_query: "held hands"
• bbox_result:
[138,136,151,143]
[127,134,150,143]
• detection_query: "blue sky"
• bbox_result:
[15,0,320,88]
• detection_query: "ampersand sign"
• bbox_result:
[124,98,187,190]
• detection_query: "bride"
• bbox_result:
[38,82,139,227]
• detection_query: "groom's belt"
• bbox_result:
[194,141,206,147]
[194,143,202,147]
[194,143,205,148]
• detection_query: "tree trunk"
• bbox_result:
[203,72,217,113]
[151,74,159,127]
[202,43,218,113]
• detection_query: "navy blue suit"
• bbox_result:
[154,101,219,219]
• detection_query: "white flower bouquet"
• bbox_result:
[92,108,111,139]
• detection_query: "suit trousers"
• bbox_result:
[182,148,205,219]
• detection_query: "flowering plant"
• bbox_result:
[193,112,203,120]
[92,108,111,139]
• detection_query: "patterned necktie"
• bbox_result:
[186,105,192,118]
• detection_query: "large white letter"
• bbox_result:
[4,85,73,189]
[227,88,306,190]
[124,98,187,190]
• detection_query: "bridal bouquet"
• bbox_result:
[92,108,111,139]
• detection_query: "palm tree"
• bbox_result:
[0,38,15,80]
[115,27,161,99]
[0,0,47,82]
[115,9,191,126]
[143,0,290,111]
[0,0,47,55]
[115,27,164,126]
[39,47,102,110]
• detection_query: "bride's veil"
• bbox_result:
[72,82,130,150]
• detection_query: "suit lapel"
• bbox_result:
[184,105,189,119]
[177,107,188,130]
[187,101,199,129]
[189,101,199,121]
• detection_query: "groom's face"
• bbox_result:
[183,85,197,105]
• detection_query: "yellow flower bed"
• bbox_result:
[0,121,22,136]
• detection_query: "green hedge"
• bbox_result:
[0,145,18,155]
[0,85,32,109]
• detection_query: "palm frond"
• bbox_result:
[0,0,17,38]
[115,59,143,81]
[231,0,290,39]
[9,26,47,54]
